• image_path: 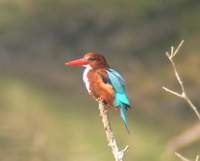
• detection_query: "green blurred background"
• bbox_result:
[0,0,200,161]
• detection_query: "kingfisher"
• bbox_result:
[64,53,131,132]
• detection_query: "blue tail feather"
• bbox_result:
[119,103,130,133]
[115,93,130,133]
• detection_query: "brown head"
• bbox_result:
[65,52,109,69]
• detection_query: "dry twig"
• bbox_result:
[162,40,200,120]
[98,101,129,161]
[175,152,191,161]
[175,152,199,161]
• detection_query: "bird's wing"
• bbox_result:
[97,68,131,107]
[107,68,125,93]
[106,68,131,107]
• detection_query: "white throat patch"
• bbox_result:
[83,65,92,93]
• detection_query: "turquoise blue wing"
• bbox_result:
[107,68,131,108]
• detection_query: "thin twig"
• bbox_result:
[175,152,191,161]
[98,101,128,161]
[162,40,200,120]
[175,152,199,161]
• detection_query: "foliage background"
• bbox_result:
[0,0,200,161]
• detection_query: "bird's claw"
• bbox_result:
[97,97,108,117]
[96,97,104,102]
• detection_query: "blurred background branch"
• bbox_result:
[162,40,200,119]
[162,41,200,161]
[168,123,200,151]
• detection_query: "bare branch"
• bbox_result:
[173,40,184,57]
[98,101,128,161]
[162,40,200,120]
[162,86,183,97]
[175,152,191,161]
[175,152,199,161]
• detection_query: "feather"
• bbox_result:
[119,104,130,133]
[107,68,131,132]
[107,68,131,107]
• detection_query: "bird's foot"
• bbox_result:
[96,97,104,102]
[97,97,109,117]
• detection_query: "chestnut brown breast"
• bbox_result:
[87,69,115,106]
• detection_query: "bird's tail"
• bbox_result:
[120,104,130,133]
[116,104,130,134]
[114,93,131,133]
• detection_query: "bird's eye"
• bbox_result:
[88,57,96,61]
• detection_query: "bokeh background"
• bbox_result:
[0,0,200,161]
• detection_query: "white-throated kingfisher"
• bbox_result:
[64,53,131,132]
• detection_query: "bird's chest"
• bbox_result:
[83,68,104,94]
[83,68,114,102]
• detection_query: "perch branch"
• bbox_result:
[162,40,200,120]
[98,101,129,161]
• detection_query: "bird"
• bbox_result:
[64,53,131,132]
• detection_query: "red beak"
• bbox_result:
[64,58,88,66]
